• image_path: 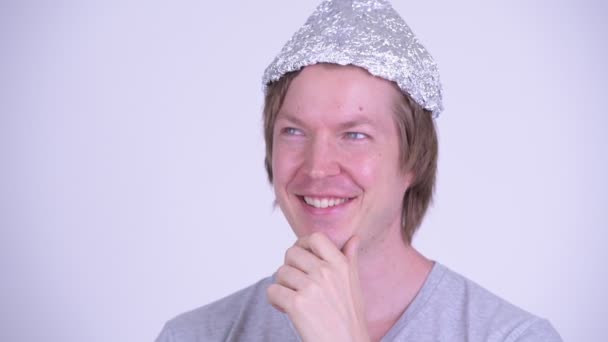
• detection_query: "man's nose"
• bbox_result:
[303,138,340,179]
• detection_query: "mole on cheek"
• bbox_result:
[359,106,364,111]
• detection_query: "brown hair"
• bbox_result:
[262,67,438,244]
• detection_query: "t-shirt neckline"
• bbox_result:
[379,261,448,341]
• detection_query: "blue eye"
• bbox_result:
[282,127,303,136]
[345,132,368,140]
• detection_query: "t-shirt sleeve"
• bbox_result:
[510,318,563,342]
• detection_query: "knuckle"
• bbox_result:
[284,246,299,262]
[291,293,306,311]
[310,232,324,244]
[304,281,320,296]
[318,263,332,278]
[284,247,293,262]
[266,283,278,298]
[276,265,288,278]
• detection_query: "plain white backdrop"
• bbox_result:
[1,0,607,341]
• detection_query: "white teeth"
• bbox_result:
[303,196,348,209]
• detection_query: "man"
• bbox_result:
[156,0,562,341]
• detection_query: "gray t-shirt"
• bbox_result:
[155,262,562,341]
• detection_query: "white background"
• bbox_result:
[1,0,606,341]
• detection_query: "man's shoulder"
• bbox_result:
[156,276,288,342]
[437,263,530,314]
[422,263,562,341]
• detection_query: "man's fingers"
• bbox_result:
[296,232,344,263]
[266,283,295,313]
[285,245,322,273]
[276,264,310,291]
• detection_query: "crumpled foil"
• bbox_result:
[262,0,443,117]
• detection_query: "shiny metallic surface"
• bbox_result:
[262,0,444,117]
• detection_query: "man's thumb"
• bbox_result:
[343,235,360,264]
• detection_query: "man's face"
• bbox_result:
[272,64,413,249]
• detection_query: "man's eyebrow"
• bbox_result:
[275,113,305,126]
[276,113,377,129]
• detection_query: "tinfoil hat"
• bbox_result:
[262,0,443,117]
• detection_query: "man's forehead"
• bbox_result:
[279,64,400,120]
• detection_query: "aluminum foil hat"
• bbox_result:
[262,0,444,117]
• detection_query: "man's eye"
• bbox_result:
[282,127,303,136]
[344,132,368,140]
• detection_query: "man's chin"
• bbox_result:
[295,227,351,250]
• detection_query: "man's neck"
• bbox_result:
[356,228,433,341]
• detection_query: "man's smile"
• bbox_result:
[302,196,350,208]
[294,195,357,216]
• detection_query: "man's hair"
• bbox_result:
[262,67,438,244]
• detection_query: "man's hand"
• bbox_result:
[267,232,370,342]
